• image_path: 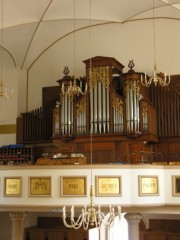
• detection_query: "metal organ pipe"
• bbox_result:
[82,110,86,134]
[70,98,73,134]
[125,79,140,133]
[76,96,87,135]
[126,89,130,132]
[112,93,123,133]
[133,87,140,132]
[90,82,110,134]
[90,90,94,133]
[102,85,106,133]
[133,89,137,131]
[77,112,80,134]
[61,97,65,135]
[60,95,74,136]
[129,88,133,131]
[106,88,110,133]
[77,112,83,135]
[68,96,71,134]
[64,95,68,134]
[98,82,102,133]
[93,84,98,134]
[136,94,140,131]
[114,107,123,133]
[142,101,148,132]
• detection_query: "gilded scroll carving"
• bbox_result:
[89,66,110,92]
[142,101,148,116]
[76,96,87,118]
[112,93,123,115]
[125,79,140,97]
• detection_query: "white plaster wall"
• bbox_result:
[0,65,18,146]
[0,67,18,123]
[0,134,16,146]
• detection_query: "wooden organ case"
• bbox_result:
[51,56,158,164]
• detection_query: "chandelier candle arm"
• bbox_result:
[61,75,87,98]
[141,71,170,87]
[62,202,125,230]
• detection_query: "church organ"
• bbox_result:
[55,56,157,138]
[17,56,180,164]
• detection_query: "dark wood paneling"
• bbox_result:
[150,78,180,137]
[141,219,180,240]
[144,233,167,240]
[42,86,59,107]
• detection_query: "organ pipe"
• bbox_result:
[112,93,123,133]
[89,66,110,134]
[98,82,102,133]
[102,86,106,133]
[93,83,98,133]
[61,96,64,135]
[76,96,87,135]
[60,95,74,136]
[124,78,140,133]
[141,101,148,131]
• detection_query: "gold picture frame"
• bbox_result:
[96,176,121,196]
[4,177,22,197]
[138,175,159,196]
[61,176,87,196]
[172,175,180,196]
[29,177,51,197]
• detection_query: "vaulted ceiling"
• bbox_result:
[0,0,180,71]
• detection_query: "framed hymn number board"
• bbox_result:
[4,177,22,197]
[96,176,121,196]
[172,175,180,196]
[29,177,51,197]
[61,176,87,196]
[139,175,159,196]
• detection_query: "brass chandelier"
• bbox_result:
[62,125,125,230]
[62,186,123,230]
[141,0,170,87]
[61,67,87,98]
